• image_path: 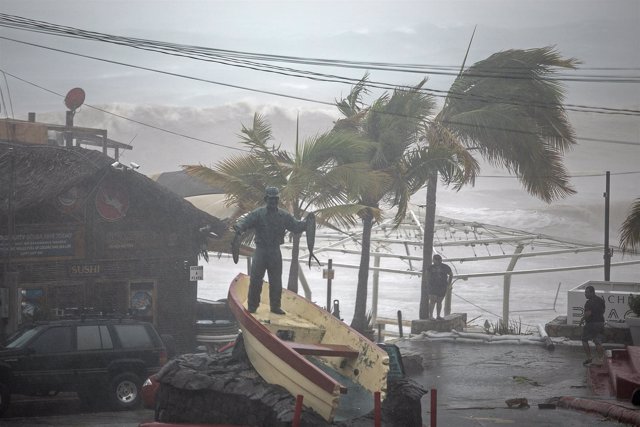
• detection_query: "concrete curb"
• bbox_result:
[558,396,640,425]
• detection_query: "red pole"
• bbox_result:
[430,388,437,427]
[374,391,382,427]
[292,394,304,427]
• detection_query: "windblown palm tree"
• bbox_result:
[418,47,579,318]
[334,77,471,332]
[620,198,640,254]
[184,113,377,293]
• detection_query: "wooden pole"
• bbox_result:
[65,110,74,147]
[502,244,524,329]
[292,394,303,427]
[604,171,611,281]
[326,259,333,311]
[374,391,381,427]
[430,388,437,427]
[372,252,380,323]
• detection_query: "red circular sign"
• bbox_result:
[57,186,82,213]
[95,182,129,221]
[64,87,86,111]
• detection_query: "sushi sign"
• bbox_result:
[568,281,640,325]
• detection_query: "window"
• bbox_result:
[5,326,44,349]
[113,324,153,349]
[30,327,73,354]
[100,325,113,348]
[77,325,113,350]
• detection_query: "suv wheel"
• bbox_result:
[0,383,10,416]
[110,372,142,410]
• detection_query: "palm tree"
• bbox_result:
[333,76,471,332]
[620,198,640,254]
[184,113,378,293]
[418,47,579,318]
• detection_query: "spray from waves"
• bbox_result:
[35,102,339,174]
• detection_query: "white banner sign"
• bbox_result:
[189,265,203,281]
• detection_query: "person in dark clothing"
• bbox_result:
[580,285,606,366]
[233,187,309,315]
[427,254,453,320]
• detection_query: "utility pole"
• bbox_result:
[65,110,74,147]
[604,171,611,281]
[3,148,19,335]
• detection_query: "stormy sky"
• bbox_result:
[0,0,638,188]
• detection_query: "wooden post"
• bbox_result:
[325,259,333,311]
[298,267,311,300]
[444,283,452,316]
[537,324,555,351]
[4,149,18,334]
[65,110,74,147]
[372,252,380,323]
[374,391,381,427]
[292,394,304,427]
[430,388,437,427]
[604,171,611,281]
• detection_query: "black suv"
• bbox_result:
[0,317,167,415]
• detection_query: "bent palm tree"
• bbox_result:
[184,113,377,293]
[419,47,579,318]
[334,77,470,332]
[620,198,640,254]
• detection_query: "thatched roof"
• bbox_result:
[0,143,228,241]
[152,170,223,197]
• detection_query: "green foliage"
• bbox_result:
[483,317,532,336]
[420,47,579,319]
[629,294,640,316]
[333,75,472,332]
[620,198,640,254]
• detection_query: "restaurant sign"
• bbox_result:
[68,263,101,276]
[0,230,82,259]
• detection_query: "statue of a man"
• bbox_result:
[233,187,311,315]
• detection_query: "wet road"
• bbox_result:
[398,338,636,426]
[1,340,637,426]
[1,393,153,426]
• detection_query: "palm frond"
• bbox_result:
[314,204,382,230]
[620,198,640,254]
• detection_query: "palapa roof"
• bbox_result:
[0,143,228,241]
[152,170,223,198]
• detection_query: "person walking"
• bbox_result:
[427,254,453,320]
[580,285,606,366]
[232,187,310,315]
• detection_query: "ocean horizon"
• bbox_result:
[198,190,640,331]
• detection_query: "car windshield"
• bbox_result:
[5,325,45,349]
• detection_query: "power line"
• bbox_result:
[1,13,639,81]
[479,170,640,178]
[0,36,336,107]
[4,69,638,189]
[1,71,15,118]
[1,13,639,116]
[3,67,639,151]
[0,69,249,152]
[2,35,640,119]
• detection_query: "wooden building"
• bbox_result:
[0,142,227,352]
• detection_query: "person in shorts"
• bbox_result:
[427,254,453,320]
[580,285,605,366]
